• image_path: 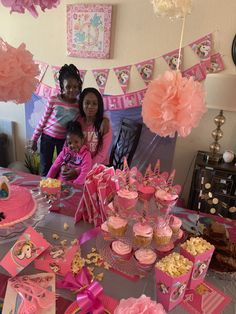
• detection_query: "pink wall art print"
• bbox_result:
[67,4,112,59]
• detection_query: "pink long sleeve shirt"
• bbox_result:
[32,96,79,142]
[47,145,92,185]
[78,117,112,165]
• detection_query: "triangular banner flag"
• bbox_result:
[189,33,212,64]
[35,60,48,83]
[201,53,225,74]
[182,63,206,82]
[92,69,110,94]
[163,48,184,71]
[113,65,131,94]
[135,59,155,85]
[79,70,87,82]
[35,83,53,99]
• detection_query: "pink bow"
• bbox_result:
[57,267,104,314]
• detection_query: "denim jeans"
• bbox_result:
[40,133,65,177]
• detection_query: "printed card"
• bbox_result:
[34,243,79,276]
[181,281,231,314]
[2,273,55,314]
[0,226,50,277]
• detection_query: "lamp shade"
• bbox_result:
[204,73,236,112]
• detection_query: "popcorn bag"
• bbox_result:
[180,237,215,289]
[40,178,61,199]
[155,253,193,311]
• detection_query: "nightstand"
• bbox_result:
[188,151,236,218]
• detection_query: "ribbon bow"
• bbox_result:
[57,267,104,314]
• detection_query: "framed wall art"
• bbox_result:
[67,3,112,59]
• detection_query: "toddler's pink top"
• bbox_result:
[47,145,92,186]
[78,117,112,165]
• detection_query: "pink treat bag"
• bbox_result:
[0,227,50,277]
[180,246,215,290]
[155,265,192,311]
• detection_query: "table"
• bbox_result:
[0,168,235,313]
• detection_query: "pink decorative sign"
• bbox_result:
[35,82,54,99]
[67,4,112,59]
[135,59,155,85]
[201,53,225,74]
[92,68,110,94]
[103,88,147,111]
[182,63,206,81]
[113,65,131,93]
[189,33,212,62]
[163,48,184,71]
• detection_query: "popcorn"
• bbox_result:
[156,252,192,277]
[52,233,59,240]
[181,237,213,256]
[63,223,69,231]
[60,239,67,247]
[40,178,61,188]
[71,239,78,245]
[71,251,85,274]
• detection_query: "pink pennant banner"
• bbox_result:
[182,63,206,82]
[92,69,110,94]
[201,53,225,74]
[189,33,212,63]
[135,59,155,85]
[163,48,184,71]
[103,88,147,111]
[113,65,131,94]
[79,69,87,82]
[35,60,48,82]
[35,82,59,99]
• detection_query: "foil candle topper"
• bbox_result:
[143,164,152,186]
[123,157,130,190]
[167,169,176,187]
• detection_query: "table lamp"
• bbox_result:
[204,73,236,163]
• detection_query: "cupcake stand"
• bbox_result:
[96,162,186,278]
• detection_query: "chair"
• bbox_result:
[109,118,142,169]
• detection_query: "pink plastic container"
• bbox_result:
[155,264,192,311]
[180,246,215,289]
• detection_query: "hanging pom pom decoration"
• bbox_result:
[1,0,60,17]
[0,39,39,104]
[142,70,206,138]
[151,0,192,19]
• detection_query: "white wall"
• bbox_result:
[1,0,236,202]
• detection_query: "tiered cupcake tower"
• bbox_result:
[98,158,184,275]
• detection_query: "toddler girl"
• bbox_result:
[47,121,92,186]
[31,64,82,176]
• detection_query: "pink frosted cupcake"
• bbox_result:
[117,189,138,210]
[134,248,157,270]
[107,216,128,237]
[154,222,173,246]
[100,221,111,240]
[138,184,155,201]
[169,215,182,235]
[111,240,132,261]
[155,188,178,207]
[133,222,153,247]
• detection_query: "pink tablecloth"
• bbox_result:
[0,167,82,217]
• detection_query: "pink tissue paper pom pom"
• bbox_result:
[114,295,166,314]
[142,70,206,138]
[0,0,60,17]
[0,38,39,104]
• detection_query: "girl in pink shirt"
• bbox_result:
[31,64,82,176]
[78,87,112,165]
[47,121,92,186]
